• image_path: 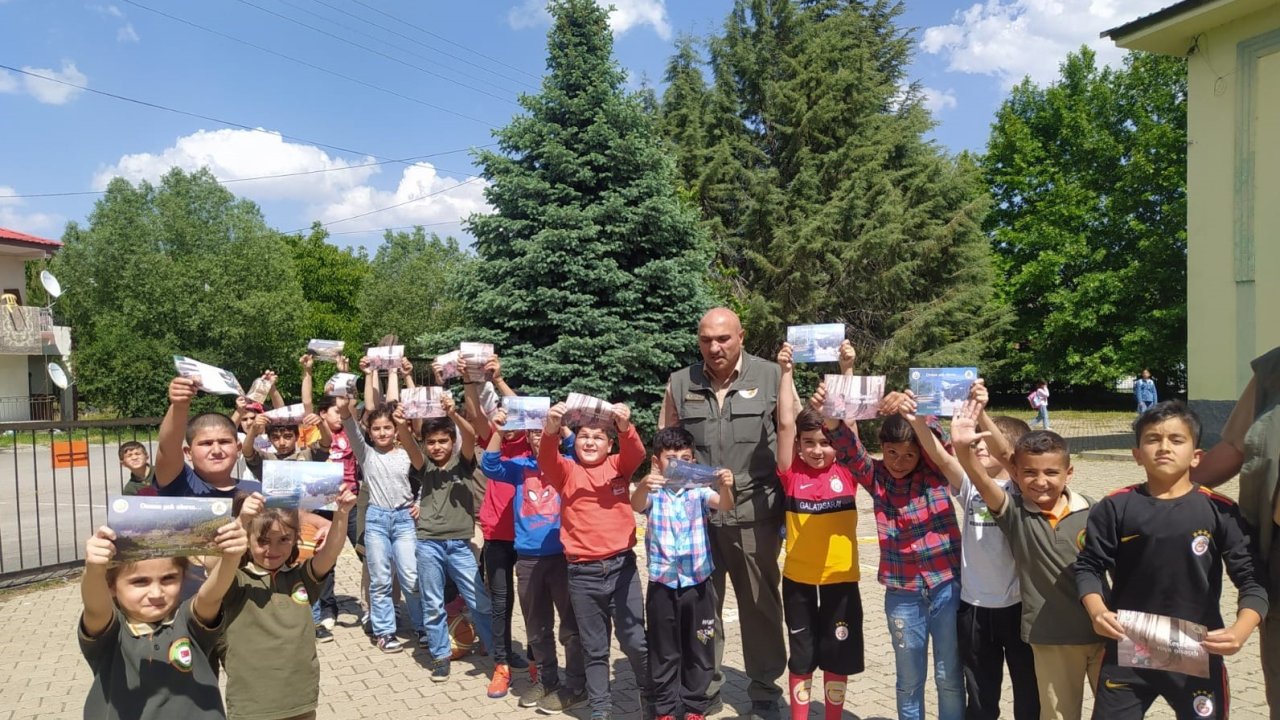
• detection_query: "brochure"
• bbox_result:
[460,342,494,383]
[246,376,274,403]
[786,323,845,363]
[400,386,446,419]
[306,339,345,362]
[503,396,551,431]
[173,355,244,396]
[662,458,721,490]
[1117,609,1210,679]
[262,403,306,426]
[108,495,232,560]
[908,367,979,417]
[563,392,616,428]
[324,372,358,397]
[822,375,886,421]
[261,460,345,512]
[365,345,404,371]
[435,350,461,381]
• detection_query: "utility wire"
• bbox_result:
[121,0,500,127]
[289,176,485,234]
[326,220,460,237]
[232,0,520,106]
[0,145,495,199]
[348,0,543,83]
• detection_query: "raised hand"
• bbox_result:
[545,402,567,434]
[299,353,314,373]
[214,521,248,559]
[85,527,117,567]
[968,378,989,407]
[170,376,200,404]
[837,340,856,374]
[777,343,794,374]
[949,407,991,448]
[613,403,632,432]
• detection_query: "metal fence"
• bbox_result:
[0,417,166,587]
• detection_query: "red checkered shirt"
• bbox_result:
[827,422,961,591]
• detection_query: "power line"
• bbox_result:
[289,176,486,234]
[295,0,538,94]
[327,220,461,237]
[232,0,520,106]
[0,63,481,168]
[348,0,543,84]
[121,0,500,127]
[0,145,496,199]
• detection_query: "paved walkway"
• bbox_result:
[0,458,1268,719]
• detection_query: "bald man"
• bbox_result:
[659,308,787,720]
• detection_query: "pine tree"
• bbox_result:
[662,0,1004,379]
[440,0,711,433]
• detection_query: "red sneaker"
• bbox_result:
[686,714,706,720]
[487,664,511,699]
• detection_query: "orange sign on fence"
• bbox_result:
[52,440,89,469]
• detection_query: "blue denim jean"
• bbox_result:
[406,538,496,660]
[364,505,418,637]
[884,580,964,720]
[1036,405,1050,429]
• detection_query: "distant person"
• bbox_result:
[1192,346,1280,718]
[1134,370,1158,416]
[1028,381,1051,431]
[1076,401,1266,720]
[118,441,156,496]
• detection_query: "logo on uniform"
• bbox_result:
[829,476,843,493]
[291,583,310,605]
[1190,530,1211,557]
[169,638,194,671]
[1076,529,1087,550]
[834,621,849,641]
[1192,692,1214,717]
[738,387,759,399]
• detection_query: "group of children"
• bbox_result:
[84,340,1266,720]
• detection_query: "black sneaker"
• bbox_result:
[508,653,530,670]
[519,681,555,708]
[539,686,588,715]
[746,700,780,720]
[376,635,404,654]
[315,626,334,643]
[416,631,430,648]
[430,658,451,682]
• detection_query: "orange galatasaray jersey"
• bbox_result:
[779,460,860,585]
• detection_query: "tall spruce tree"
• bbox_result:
[661,0,1004,379]
[445,0,711,433]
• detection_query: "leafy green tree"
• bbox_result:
[435,0,712,433]
[661,0,1003,380]
[50,168,305,417]
[285,224,370,349]
[357,227,469,350]
[983,48,1187,388]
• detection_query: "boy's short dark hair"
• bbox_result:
[878,414,918,445]
[1133,400,1201,446]
[118,440,147,460]
[795,408,824,434]
[268,424,300,436]
[1013,430,1070,462]
[185,412,238,443]
[652,426,695,455]
[316,395,338,412]
[420,417,456,438]
[992,416,1032,446]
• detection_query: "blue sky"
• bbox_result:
[0,0,1168,251]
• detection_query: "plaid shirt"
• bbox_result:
[644,487,717,589]
[828,422,961,591]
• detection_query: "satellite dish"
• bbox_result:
[40,270,63,300]
[48,362,71,389]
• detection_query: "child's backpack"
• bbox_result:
[1026,390,1039,409]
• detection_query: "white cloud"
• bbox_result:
[921,0,1170,87]
[89,4,140,43]
[921,86,958,113]
[89,3,124,18]
[117,23,139,43]
[1,61,89,105]
[93,128,489,241]
[0,187,64,237]
[508,0,671,39]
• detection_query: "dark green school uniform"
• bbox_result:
[121,467,156,496]
[79,600,225,720]
[221,561,328,720]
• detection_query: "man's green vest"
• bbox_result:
[1240,346,1280,559]
[668,352,782,526]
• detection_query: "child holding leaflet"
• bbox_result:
[776,343,863,720]
[1074,401,1267,719]
[631,427,734,720]
[154,376,262,498]
[78,517,247,719]
[539,399,654,720]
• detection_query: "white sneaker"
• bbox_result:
[321,617,336,631]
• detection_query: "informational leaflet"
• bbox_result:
[662,458,720,490]
[173,355,244,396]
[307,339,345,362]
[786,324,845,363]
[434,350,461,381]
[1117,609,1210,679]
[108,495,232,560]
[908,367,979,417]
[400,386,446,419]
[365,345,404,371]
[324,372,358,397]
[822,375,886,421]
[262,460,344,512]
[460,342,494,383]
[563,392,615,428]
[262,403,306,425]
[503,396,551,430]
